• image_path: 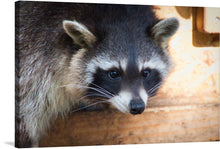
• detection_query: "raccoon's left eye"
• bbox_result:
[142,69,151,79]
[108,70,121,80]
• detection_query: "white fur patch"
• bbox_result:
[120,59,127,72]
[109,91,132,113]
[87,58,119,73]
[139,88,148,105]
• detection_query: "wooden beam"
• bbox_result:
[40,103,219,147]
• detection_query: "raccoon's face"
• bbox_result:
[83,40,171,114]
[85,57,164,114]
[63,17,179,115]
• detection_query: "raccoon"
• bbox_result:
[15,1,179,147]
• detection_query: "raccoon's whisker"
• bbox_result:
[91,85,115,96]
[148,82,161,95]
[78,93,112,101]
[148,87,159,95]
[89,82,115,97]
[148,82,161,92]
[151,83,161,92]
[60,84,113,98]
[61,82,115,97]
[70,100,109,113]
[83,86,114,98]
[88,94,112,99]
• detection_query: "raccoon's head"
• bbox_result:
[63,17,179,115]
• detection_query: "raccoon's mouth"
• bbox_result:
[107,91,147,115]
[86,88,148,115]
[110,98,146,115]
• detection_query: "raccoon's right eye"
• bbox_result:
[142,69,151,79]
[108,70,121,80]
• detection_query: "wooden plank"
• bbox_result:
[40,103,219,147]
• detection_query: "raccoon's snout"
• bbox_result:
[129,99,145,115]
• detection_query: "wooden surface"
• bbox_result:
[40,6,220,147]
[40,102,219,147]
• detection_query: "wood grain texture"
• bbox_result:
[40,103,219,147]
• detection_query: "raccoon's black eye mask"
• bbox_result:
[88,68,122,97]
[107,68,152,80]
[142,69,162,97]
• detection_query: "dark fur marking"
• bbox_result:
[87,68,122,98]
[143,69,162,96]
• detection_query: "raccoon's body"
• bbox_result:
[15,1,179,147]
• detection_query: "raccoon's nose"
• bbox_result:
[129,99,145,115]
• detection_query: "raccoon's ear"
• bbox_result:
[63,20,96,47]
[151,17,179,48]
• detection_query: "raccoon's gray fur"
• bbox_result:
[15,1,179,147]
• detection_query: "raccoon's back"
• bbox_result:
[16,2,157,57]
